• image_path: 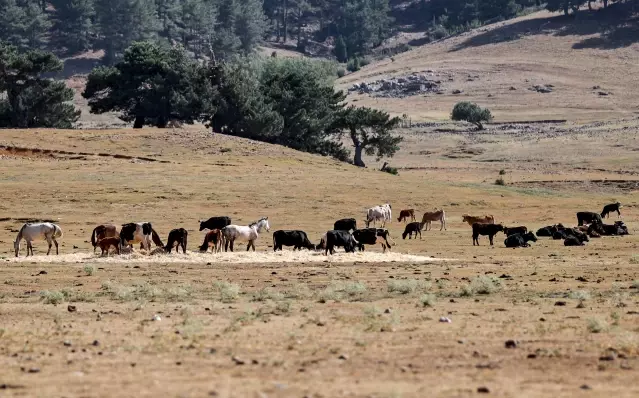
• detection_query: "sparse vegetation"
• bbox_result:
[587,318,607,334]
[40,290,66,305]
[214,281,241,303]
[419,294,436,307]
[495,177,505,186]
[387,279,431,295]
[318,281,368,302]
[83,264,95,276]
[461,275,502,297]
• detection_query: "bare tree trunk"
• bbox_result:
[134,115,144,129]
[283,0,288,42]
[351,129,366,167]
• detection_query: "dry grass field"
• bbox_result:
[0,123,638,398]
[2,7,639,398]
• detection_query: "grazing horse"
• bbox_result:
[165,228,188,254]
[221,217,270,252]
[90,224,118,253]
[120,222,163,251]
[365,206,387,228]
[199,229,224,253]
[97,237,120,257]
[14,222,63,257]
[601,202,622,219]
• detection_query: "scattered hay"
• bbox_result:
[8,250,450,265]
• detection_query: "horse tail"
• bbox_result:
[151,229,163,247]
[90,226,99,247]
[54,224,63,238]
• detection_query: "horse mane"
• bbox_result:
[15,223,27,243]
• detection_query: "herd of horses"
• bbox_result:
[11,201,628,257]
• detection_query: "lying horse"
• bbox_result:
[165,228,188,253]
[221,217,270,252]
[120,222,163,251]
[199,229,224,253]
[90,224,118,253]
[97,237,120,257]
[14,222,63,257]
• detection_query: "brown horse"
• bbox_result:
[97,237,120,257]
[91,224,119,253]
[199,229,224,253]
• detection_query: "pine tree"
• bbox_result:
[212,0,241,59]
[94,0,159,65]
[0,0,51,50]
[51,0,95,54]
[0,41,80,128]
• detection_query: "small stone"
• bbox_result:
[92,340,100,346]
[580,384,591,390]
[554,301,566,306]
[599,354,615,361]
[63,341,72,347]
[152,314,162,321]
[504,340,518,349]
[477,387,490,393]
[67,305,77,313]
[384,308,391,314]
[527,353,537,359]
[37,270,47,275]
[27,368,40,373]
[439,317,452,323]
[232,356,245,365]
[338,354,348,360]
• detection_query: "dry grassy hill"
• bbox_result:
[340,9,639,122]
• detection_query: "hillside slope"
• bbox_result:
[340,9,639,122]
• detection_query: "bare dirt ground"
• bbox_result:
[340,9,639,123]
[0,125,638,397]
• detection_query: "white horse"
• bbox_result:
[365,206,387,228]
[221,217,270,252]
[14,222,63,257]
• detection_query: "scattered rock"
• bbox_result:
[509,86,517,91]
[531,84,553,93]
[232,356,245,365]
[554,301,566,306]
[63,341,72,347]
[338,354,349,360]
[92,340,100,346]
[152,314,162,321]
[439,317,452,323]
[452,89,463,94]
[67,305,77,313]
[27,367,40,373]
[592,85,601,90]
[576,276,588,282]
[527,353,537,359]
[37,270,47,275]
[477,387,490,394]
[504,340,518,349]
[580,384,592,390]
[598,91,610,96]
[384,308,392,314]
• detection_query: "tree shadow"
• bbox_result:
[450,2,639,52]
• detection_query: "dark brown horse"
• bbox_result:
[199,229,224,253]
[165,228,188,253]
[91,224,119,253]
[97,237,120,257]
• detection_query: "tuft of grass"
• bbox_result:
[284,284,312,299]
[631,280,639,289]
[587,318,607,334]
[274,300,292,315]
[336,68,346,78]
[317,281,368,302]
[387,279,431,295]
[214,281,241,303]
[100,280,191,302]
[40,290,66,305]
[569,290,591,301]
[83,264,95,276]
[381,166,399,176]
[460,276,502,297]
[611,311,621,326]
[419,294,436,307]
[251,287,284,302]
[499,169,506,175]
[495,177,505,186]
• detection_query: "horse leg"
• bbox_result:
[46,238,52,255]
[53,239,59,255]
[246,241,251,251]
[229,239,234,252]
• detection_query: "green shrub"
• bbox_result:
[337,68,346,78]
[382,166,399,175]
[495,177,505,186]
[347,57,361,72]
[451,101,493,130]
[432,25,449,40]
